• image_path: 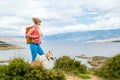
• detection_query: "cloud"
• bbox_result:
[83,0,118,12]
[0,0,120,36]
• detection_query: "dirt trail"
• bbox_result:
[65,74,101,80]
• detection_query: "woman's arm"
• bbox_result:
[26,27,39,38]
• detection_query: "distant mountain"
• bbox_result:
[2,29,120,42]
[43,29,120,42]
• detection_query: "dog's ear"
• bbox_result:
[49,50,51,53]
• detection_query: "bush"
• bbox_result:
[0,58,66,80]
[54,56,87,75]
[95,54,120,80]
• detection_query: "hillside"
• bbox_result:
[1,29,120,43]
[43,29,120,42]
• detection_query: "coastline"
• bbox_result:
[88,38,120,43]
[0,41,24,50]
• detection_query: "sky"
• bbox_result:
[0,0,120,36]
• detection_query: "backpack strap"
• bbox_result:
[34,26,39,35]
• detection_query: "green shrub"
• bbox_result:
[95,54,120,80]
[54,56,87,75]
[0,58,66,80]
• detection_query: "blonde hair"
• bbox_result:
[32,17,41,24]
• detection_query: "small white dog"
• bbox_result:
[31,51,56,68]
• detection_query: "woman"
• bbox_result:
[26,17,44,62]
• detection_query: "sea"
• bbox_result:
[0,41,120,69]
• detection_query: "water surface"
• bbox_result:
[0,41,120,68]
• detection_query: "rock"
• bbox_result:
[90,56,108,69]
[0,60,10,63]
[76,55,109,69]
[75,55,92,59]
